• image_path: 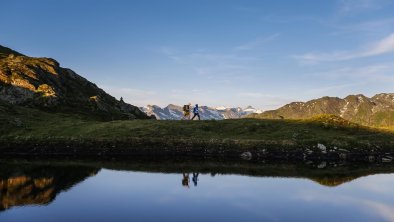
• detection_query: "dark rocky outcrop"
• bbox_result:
[0,45,154,120]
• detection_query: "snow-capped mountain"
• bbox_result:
[140,104,262,120]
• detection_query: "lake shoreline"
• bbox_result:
[1,138,394,163]
[2,156,394,188]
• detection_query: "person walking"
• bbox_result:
[182,103,191,120]
[191,104,200,120]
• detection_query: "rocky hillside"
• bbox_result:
[248,94,394,127]
[0,45,152,120]
[141,104,262,120]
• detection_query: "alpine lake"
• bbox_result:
[1,157,394,222]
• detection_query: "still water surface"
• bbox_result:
[1,160,394,222]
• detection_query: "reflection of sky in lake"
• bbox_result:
[2,169,394,222]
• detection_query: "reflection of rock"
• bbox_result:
[310,176,356,187]
[339,153,347,160]
[368,156,375,162]
[317,161,327,169]
[382,157,393,163]
[0,163,99,211]
[240,152,252,160]
[0,176,55,209]
[317,144,327,154]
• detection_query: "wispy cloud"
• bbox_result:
[157,47,263,84]
[233,6,260,13]
[235,33,280,51]
[237,92,277,99]
[300,64,394,98]
[303,82,363,96]
[338,0,391,15]
[309,64,394,79]
[260,14,321,24]
[157,46,182,62]
[158,47,261,64]
[236,92,293,110]
[362,200,394,222]
[101,85,158,106]
[355,174,394,195]
[294,33,394,63]
[295,190,394,222]
[331,17,394,36]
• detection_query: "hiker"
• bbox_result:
[182,103,191,120]
[192,172,199,187]
[182,173,190,188]
[191,104,200,120]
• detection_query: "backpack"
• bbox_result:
[183,105,189,112]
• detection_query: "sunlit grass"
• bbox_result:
[1,101,393,149]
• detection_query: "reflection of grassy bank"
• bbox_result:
[4,158,390,212]
[2,158,394,188]
[92,159,394,187]
[1,102,394,159]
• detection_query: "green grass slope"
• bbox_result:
[1,102,394,150]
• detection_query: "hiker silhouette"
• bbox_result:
[192,172,199,186]
[182,173,190,188]
[182,103,191,120]
[191,104,200,120]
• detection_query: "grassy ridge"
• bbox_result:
[1,101,394,150]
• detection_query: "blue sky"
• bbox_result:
[1,0,394,109]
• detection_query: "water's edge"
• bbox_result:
[1,139,394,163]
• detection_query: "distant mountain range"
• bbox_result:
[140,104,262,120]
[248,94,394,127]
[0,45,152,120]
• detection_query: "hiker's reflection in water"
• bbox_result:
[192,173,199,187]
[182,173,199,188]
[182,173,190,188]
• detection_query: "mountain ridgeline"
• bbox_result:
[140,104,262,120]
[248,94,394,127]
[0,45,152,120]
[2,45,394,127]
